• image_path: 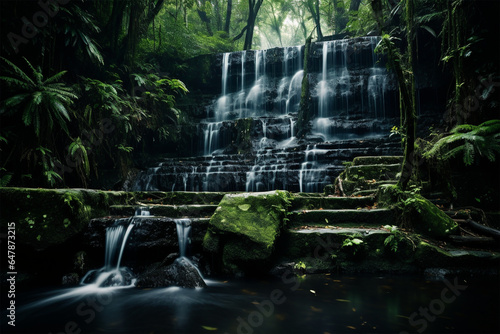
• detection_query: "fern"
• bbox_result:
[0,57,77,138]
[69,137,90,176]
[424,120,500,165]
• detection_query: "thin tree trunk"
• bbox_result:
[371,0,416,190]
[224,0,232,34]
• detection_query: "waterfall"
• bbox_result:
[173,218,205,286]
[81,207,151,288]
[132,36,401,193]
[299,145,330,193]
[175,219,191,258]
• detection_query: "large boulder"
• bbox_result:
[203,191,289,275]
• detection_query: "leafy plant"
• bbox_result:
[341,237,364,255]
[0,57,77,138]
[0,168,12,187]
[424,119,500,166]
[294,261,306,271]
[383,225,401,253]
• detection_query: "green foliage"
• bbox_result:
[0,57,77,139]
[382,225,401,253]
[424,119,500,166]
[0,168,12,187]
[341,237,364,255]
[343,2,377,36]
[294,261,307,270]
[69,137,90,178]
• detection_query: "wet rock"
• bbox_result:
[136,256,206,288]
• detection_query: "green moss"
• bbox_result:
[202,231,220,253]
[203,191,289,274]
[414,241,451,267]
[0,188,131,250]
[408,194,458,237]
[376,185,458,238]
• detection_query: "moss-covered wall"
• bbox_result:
[0,188,133,250]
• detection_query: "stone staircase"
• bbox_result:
[331,155,403,196]
[275,193,401,273]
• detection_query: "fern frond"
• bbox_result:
[0,57,35,86]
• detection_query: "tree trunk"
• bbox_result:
[105,0,127,50]
[306,0,323,40]
[224,0,232,34]
[197,9,213,36]
[370,0,416,191]
[297,36,312,138]
[243,0,263,50]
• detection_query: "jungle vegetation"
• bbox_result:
[0,0,498,191]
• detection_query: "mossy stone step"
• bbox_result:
[132,191,226,205]
[109,204,218,218]
[282,227,391,259]
[345,164,401,181]
[290,195,375,211]
[352,156,403,166]
[288,208,395,227]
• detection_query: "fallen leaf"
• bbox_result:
[336,299,350,303]
[352,307,356,312]
[310,306,322,312]
[201,326,217,331]
[310,289,316,295]
[346,325,356,330]
[242,289,257,295]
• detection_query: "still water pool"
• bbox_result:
[3,274,499,334]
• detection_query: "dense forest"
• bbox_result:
[0,0,499,195]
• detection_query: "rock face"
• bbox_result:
[203,191,289,275]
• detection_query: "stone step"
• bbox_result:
[345,163,401,181]
[132,191,225,205]
[290,195,375,211]
[352,156,403,166]
[288,208,394,227]
[109,204,218,218]
[280,227,392,261]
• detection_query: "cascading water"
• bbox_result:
[81,207,152,288]
[175,218,192,258]
[172,218,206,287]
[132,36,401,193]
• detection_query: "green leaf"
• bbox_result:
[201,326,218,331]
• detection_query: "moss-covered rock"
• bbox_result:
[0,187,132,250]
[408,194,458,237]
[377,184,458,238]
[203,191,289,275]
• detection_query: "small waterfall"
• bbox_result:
[175,218,191,258]
[81,207,151,288]
[318,42,330,117]
[172,218,206,287]
[299,145,330,193]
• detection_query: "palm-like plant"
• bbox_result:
[0,57,78,138]
[424,119,500,165]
